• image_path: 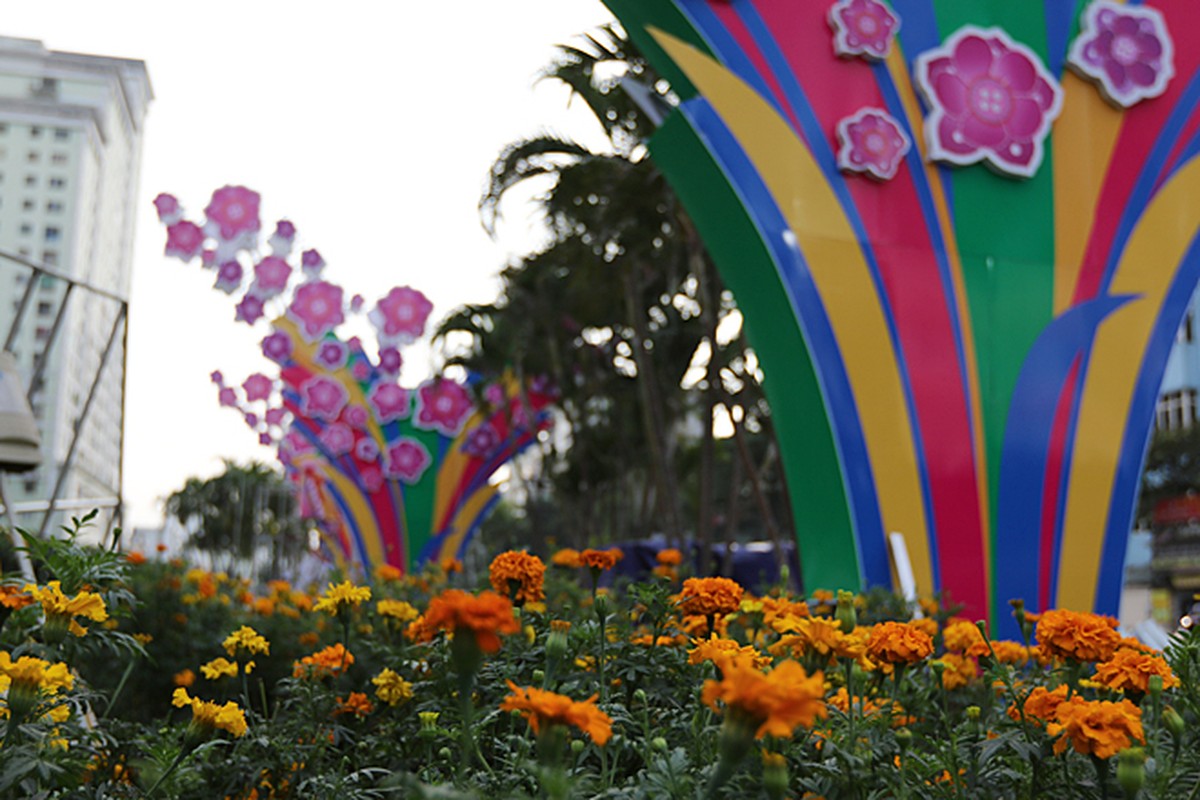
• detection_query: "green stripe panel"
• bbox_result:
[401,423,445,567]
[651,113,862,592]
[931,1,1057,621]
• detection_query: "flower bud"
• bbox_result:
[1164,706,1185,739]
[965,705,981,721]
[835,590,858,633]
[438,747,453,760]
[594,592,611,619]
[778,564,790,588]
[762,751,788,800]
[1148,674,1163,701]
[1117,748,1145,798]
[895,727,913,751]
[651,736,668,752]
[571,738,586,754]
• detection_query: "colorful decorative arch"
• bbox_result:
[602,0,1200,635]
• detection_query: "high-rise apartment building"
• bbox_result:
[0,37,151,534]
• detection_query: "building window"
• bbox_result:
[19,223,32,236]
[29,126,41,138]
[23,175,35,187]
[18,247,30,258]
[22,478,36,494]
[38,275,53,288]
[53,128,68,140]
[1182,312,1195,344]
[1156,390,1199,431]
[46,201,62,213]
[50,152,66,164]
[41,250,57,266]
[21,199,33,211]
[48,177,65,189]
[26,151,37,163]
[34,327,49,341]
[0,123,9,134]
[44,227,60,242]
[37,301,52,315]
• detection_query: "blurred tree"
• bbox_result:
[164,460,306,579]
[438,27,793,560]
[1139,426,1200,525]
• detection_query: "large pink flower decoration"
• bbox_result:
[165,220,205,262]
[253,256,292,299]
[318,423,354,457]
[415,379,474,437]
[368,383,411,424]
[370,286,433,346]
[915,27,1063,178]
[204,185,261,243]
[300,375,349,421]
[836,108,911,180]
[1068,1,1173,108]
[462,424,502,458]
[384,438,432,485]
[242,372,273,402]
[830,0,899,61]
[288,280,345,341]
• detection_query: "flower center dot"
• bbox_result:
[1111,35,1140,67]
[968,78,1012,124]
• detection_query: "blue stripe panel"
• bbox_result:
[682,97,890,587]
[994,294,1134,637]
[1044,0,1081,77]
[1097,229,1200,614]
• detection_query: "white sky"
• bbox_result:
[1,1,616,528]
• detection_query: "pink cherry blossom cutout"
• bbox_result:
[836,108,911,180]
[1068,1,1173,108]
[830,0,900,61]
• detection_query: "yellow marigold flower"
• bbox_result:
[268,579,293,595]
[372,668,413,707]
[293,643,353,679]
[172,687,248,738]
[550,548,582,568]
[173,669,196,688]
[866,621,934,665]
[24,580,107,637]
[223,626,270,658]
[334,692,375,718]
[314,580,372,616]
[377,599,419,622]
[416,589,520,654]
[678,577,745,619]
[761,596,811,633]
[200,657,240,680]
[374,564,404,582]
[1008,684,1068,726]
[770,617,869,666]
[989,640,1034,665]
[1094,649,1180,694]
[488,550,546,605]
[1036,608,1121,663]
[688,634,772,672]
[1047,696,1143,759]
[0,651,74,695]
[935,653,978,690]
[942,620,986,654]
[702,659,827,739]
[500,682,613,745]
[580,548,623,571]
[656,548,684,566]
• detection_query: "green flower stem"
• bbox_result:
[144,748,190,799]
[102,658,137,720]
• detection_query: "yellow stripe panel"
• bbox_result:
[650,29,933,593]
[886,46,991,594]
[1058,157,1200,610]
[1052,72,1124,314]
[437,484,500,563]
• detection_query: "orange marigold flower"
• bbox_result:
[762,596,811,633]
[579,548,623,571]
[173,669,196,688]
[688,634,773,672]
[1047,696,1144,759]
[702,659,827,739]
[488,550,546,605]
[826,687,884,717]
[293,643,354,679]
[334,692,375,718]
[1008,684,1068,725]
[1036,609,1121,663]
[418,589,520,654]
[652,565,678,581]
[0,585,33,610]
[678,577,744,619]
[1094,649,1179,694]
[935,652,978,690]
[989,640,1034,664]
[656,548,684,566]
[125,551,146,566]
[770,617,869,666]
[440,558,463,574]
[501,682,613,745]
[375,564,403,582]
[298,631,320,647]
[550,548,582,568]
[942,620,986,654]
[867,621,934,665]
